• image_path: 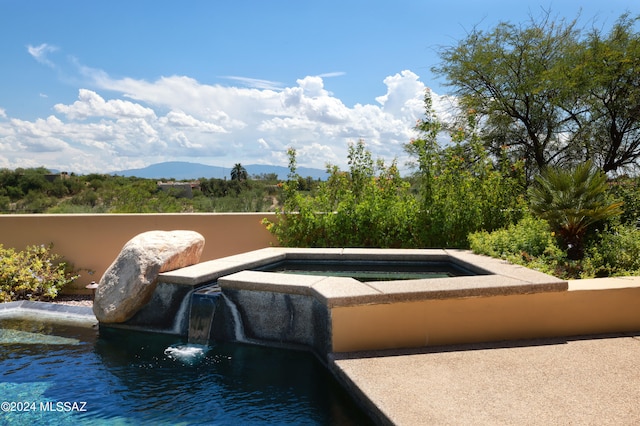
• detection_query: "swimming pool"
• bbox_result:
[0,315,372,425]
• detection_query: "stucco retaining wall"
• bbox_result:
[330,282,640,352]
[0,213,278,293]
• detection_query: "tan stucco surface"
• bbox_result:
[0,213,277,292]
[331,285,640,352]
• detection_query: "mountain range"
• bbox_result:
[110,161,328,180]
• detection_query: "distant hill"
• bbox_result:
[110,161,328,180]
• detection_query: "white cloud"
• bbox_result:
[296,142,340,167]
[27,43,58,68]
[160,110,227,133]
[0,108,6,119]
[221,76,284,90]
[257,138,270,149]
[54,89,156,120]
[0,66,455,174]
[316,72,346,78]
[375,70,424,115]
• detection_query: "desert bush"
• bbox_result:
[412,142,526,247]
[469,215,558,259]
[609,177,640,227]
[470,216,640,279]
[468,215,573,278]
[582,224,640,277]
[407,91,526,247]
[0,244,78,302]
[470,215,583,278]
[264,142,421,248]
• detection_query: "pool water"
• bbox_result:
[256,259,478,282]
[0,317,373,425]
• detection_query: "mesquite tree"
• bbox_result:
[434,11,640,175]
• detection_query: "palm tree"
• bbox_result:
[528,162,623,259]
[230,163,248,182]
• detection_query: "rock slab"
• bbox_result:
[93,230,205,323]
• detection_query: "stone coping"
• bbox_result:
[0,301,97,326]
[160,248,568,307]
[568,275,640,290]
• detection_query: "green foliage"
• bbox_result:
[469,215,558,259]
[609,177,640,227]
[264,142,421,248]
[470,215,571,276]
[193,186,271,212]
[0,168,74,212]
[407,91,526,247]
[434,13,581,172]
[434,11,640,174]
[0,244,78,302]
[471,218,640,279]
[528,162,623,259]
[0,168,287,213]
[200,177,243,197]
[582,224,640,277]
[574,13,640,172]
[230,163,248,182]
[109,179,189,213]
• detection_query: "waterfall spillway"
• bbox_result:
[172,288,195,335]
[222,293,247,342]
[188,284,222,346]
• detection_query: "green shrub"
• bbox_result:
[412,142,526,247]
[469,216,640,279]
[582,224,640,277]
[407,90,526,247]
[609,177,640,227]
[469,215,559,258]
[0,244,78,302]
[264,142,421,248]
[267,92,526,250]
[469,215,570,277]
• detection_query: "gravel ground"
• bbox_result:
[51,295,94,307]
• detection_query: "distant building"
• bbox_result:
[44,172,70,182]
[157,181,200,198]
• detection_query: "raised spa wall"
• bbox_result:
[103,247,639,359]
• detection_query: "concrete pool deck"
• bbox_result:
[330,331,640,425]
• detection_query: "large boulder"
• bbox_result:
[93,230,205,323]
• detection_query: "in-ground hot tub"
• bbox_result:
[252,258,481,281]
[154,247,567,357]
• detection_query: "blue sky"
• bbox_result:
[0,1,636,174]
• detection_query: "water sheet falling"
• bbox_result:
[171,288,195,335]
[222,293,247,342]
[188,284,222,346]
[165,284,222,363]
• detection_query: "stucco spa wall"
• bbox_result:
[0,213,278,293]
[331,281,640,352]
